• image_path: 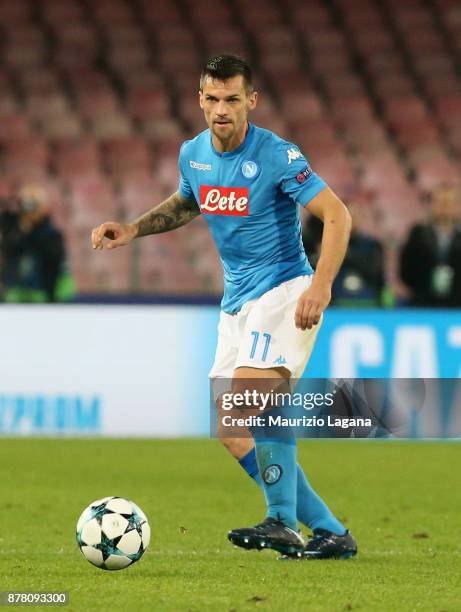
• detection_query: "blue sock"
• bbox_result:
[238,447,346,535]
[239,448,262,484]
[296,465,346,535]
[254,438,298,531]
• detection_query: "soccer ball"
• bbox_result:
[76,496,150,570]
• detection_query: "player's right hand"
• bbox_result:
[91,222,138,250]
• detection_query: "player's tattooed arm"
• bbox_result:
[91,192,200,250]
[134,191,200,237]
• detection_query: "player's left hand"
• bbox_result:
[295,281,331,330]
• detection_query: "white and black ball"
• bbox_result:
[76,496,150,570]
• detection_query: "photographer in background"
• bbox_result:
[400,184,461,307]
[0,184,70,303]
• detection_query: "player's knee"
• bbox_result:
[231,369,290,399]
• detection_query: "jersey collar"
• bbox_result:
[209,122,255,159]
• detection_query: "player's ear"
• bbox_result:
[199,91,204,109]
[248,90,258,111]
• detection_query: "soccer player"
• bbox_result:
[91,55,357,560]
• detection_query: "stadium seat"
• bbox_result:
[0,2,32,22]
[104,137,152,177]
[40,114,83,139]
[0,114,30,138]
[118,177,164,217]
[91,113,133,139]
[41,0,83,23]
[18,68,61,93]
[78,91,120,120]
[126,90,171,123]
[68,177,119,233]
[0,94,19,115]
[3,138,49,170]
[1,0,459,297]
[25,93,70,122]
[54,139,102,180]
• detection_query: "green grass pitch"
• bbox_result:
[0,439,460,611]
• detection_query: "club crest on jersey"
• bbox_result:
[241,160,260,179]
[287,148,303,164]
[200,186,249,216]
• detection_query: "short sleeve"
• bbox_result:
[273,141,327,207]
[178,141,194,201]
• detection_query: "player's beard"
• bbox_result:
[212,120,234,143]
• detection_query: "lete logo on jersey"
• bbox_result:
[200,186,249,216]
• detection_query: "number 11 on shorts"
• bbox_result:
[250,331,272,361]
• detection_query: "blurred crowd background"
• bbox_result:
[1,0,461,306]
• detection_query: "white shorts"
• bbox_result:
[209,275,322,380]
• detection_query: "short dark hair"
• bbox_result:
[199,55,253,93]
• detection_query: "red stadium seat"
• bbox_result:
[69,176,118,223]
[3,138,49,167]
[26,93,70,121]
[64,69,111,95]
[40,114,83,139]
[0,3,32,22]
[342,121,391,154]
[54,46,98,70]
[384,96,429,125]
[395,122,441,150]
[424,75,461,98]
[187,0,234,26]
[6,25,45,46]
[415,152,460,184]
[126,90,171,122]
[0,114,30,138]
[18,69,61,93]
[91,113,133,139]
[78,91,120,120]
[5,43,46,69]
[104,137,152,177]
[72,245,132,293]
[374,74,415,97]
[330,96,375,125]
[103,24,146,44]
[56,24,97,48]
[143,119,183,144]
[0,94,19,115]
[54,139,102,180]
[0,0,458,295]
[91,0,135,24]
[118,177,164,217]
[280,92,326,123]
[323,74,365,97]
[142,9,183,30]
[107,45,149,72]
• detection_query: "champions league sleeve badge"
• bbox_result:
[241,160,261,180]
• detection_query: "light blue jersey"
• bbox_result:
[178,123,327,314]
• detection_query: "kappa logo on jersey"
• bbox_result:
[200,186,249,216]
[190,160,212,171]
[287,148,303,164]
